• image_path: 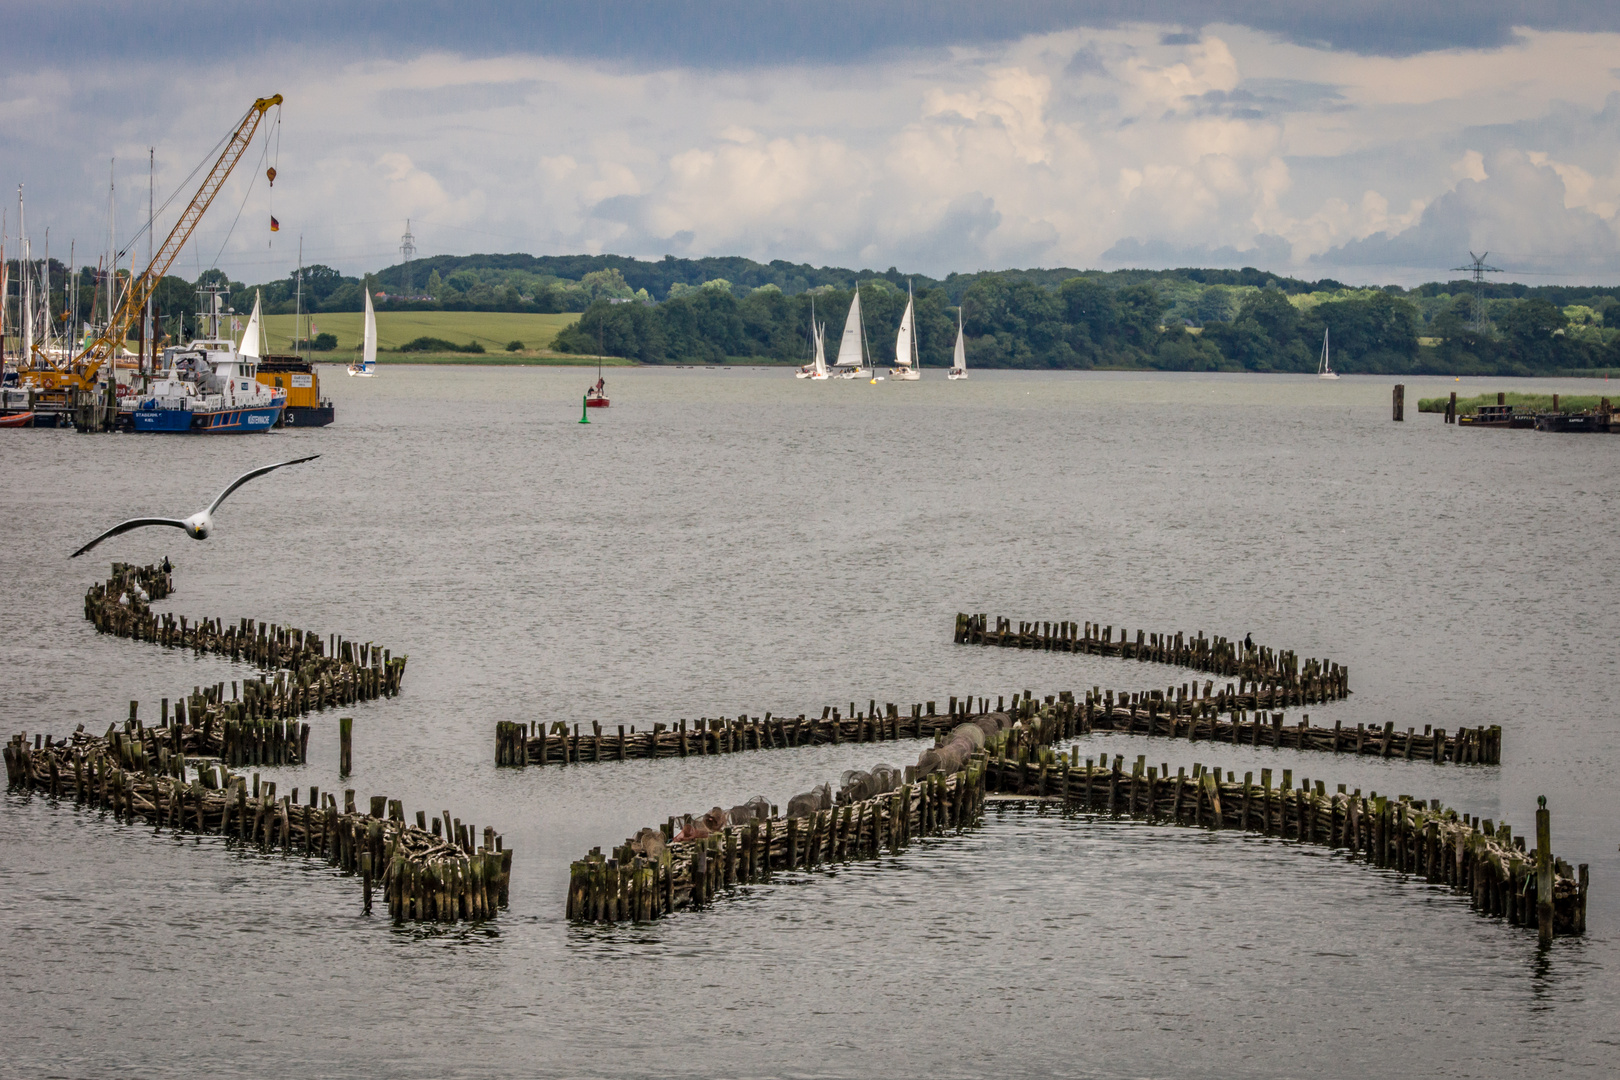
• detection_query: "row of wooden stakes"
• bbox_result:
[956,613,1348,694]
[498,694,1037,766]
[1080,688,1501,764]
[3,726,508,924]
[569,761,991,923]
[84,562,408,719]
[983,750,1587,940]
[568,697,1070,922]
[499,685,1496,770]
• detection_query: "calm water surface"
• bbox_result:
[3,367,1618,1078]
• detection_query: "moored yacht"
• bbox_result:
[890,283,920,380]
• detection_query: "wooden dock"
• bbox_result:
[4,725,509,923]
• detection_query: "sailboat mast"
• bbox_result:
[146,146,154,375]
[911,281,919,369]
[106,161,115,347]
[857,281,870,370]
[20,185,32,363]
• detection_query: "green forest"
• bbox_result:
[9,251,1620,375]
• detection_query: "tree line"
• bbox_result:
[552,272,1620,374]
[10,253,1619,375]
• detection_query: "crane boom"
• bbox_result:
[61,94,282,388]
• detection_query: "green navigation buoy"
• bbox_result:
[580,394,590,423]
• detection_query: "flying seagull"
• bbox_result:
[70,455,320,558]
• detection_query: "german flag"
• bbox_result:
[270,216,280,232]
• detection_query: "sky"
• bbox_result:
[4,1,1620,288]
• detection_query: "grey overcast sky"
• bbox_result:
[4,1,1619,285]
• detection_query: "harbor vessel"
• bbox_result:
[948,308,968,379]
[1318,328,1339,380]
[256,355,333,426]
[890,283,920,380]
[239,287,334,426]
[127,339,285,432]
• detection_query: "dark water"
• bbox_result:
[3,367,1617,1078]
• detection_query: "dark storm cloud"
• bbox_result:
[8,1,1620,65]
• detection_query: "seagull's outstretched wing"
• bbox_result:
[207,454,321,516]
[71,518,189,558]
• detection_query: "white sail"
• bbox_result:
[362,288,377,369]
[834,290,864,366]
[953,313,966,370]
[894,295,914,366]
[813,320,827,376]
[239,290,263,359]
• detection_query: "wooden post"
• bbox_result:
[1393,383,1404,421]
[339,717,352,777]
[361,851,373,914]
[1536,798,1553,947]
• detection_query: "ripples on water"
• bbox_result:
[2,368,1616,1078]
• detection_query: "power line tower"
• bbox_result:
[399,219,416,296]
[1450,250,1502,333]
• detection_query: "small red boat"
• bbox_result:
[0,412,35,428]
[586,373,609,408]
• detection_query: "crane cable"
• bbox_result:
[210,114,276,271]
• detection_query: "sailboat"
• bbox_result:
[796,297,830,379]
[238,290,264,360]
[347,288,377,376]
[947,307,968,380]
[833,287,870,379]
[1318,328,1338,380]
[585,317,609,406]
[890,283,920,380]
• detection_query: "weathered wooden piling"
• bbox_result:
[954,614,1350,689]
[498,694,1048,767]
[983,753,1585,938]
[84,563,409,718]
[3,728,508,923]
[568,760,989,923]
[1073,689,1498,764]
[340,717,353,777]
[568,696,1071,923]
[1394,384,1405,421]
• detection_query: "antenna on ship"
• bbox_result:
[1450,251,1502,333]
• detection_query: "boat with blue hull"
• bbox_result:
[132,402,283,432]
[121,336,285,434]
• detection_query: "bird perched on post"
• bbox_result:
[70,455,320,557]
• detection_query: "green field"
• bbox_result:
[260,312,579,354]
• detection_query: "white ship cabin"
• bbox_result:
[154,339,282,409]
[189,338,260,387]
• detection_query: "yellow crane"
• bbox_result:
[28,94,282,395]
